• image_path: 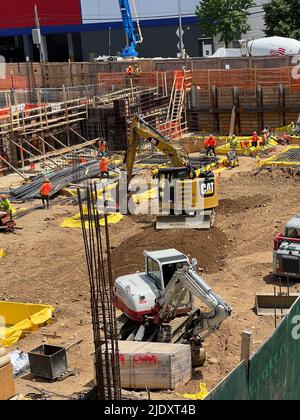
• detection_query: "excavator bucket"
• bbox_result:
[255,292,299,316]
[156,210,214,230]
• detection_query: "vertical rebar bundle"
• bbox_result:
[78,183,122,400]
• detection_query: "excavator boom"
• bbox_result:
[126,114,189,183]
[160,265,231,341]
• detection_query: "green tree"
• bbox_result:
[195,0,255,48]
[263,0,300,39]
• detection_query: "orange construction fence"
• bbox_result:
[96,67,300,91]
[0,75,29,90]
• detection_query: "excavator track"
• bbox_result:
[158,309,199,344]
[157,310,206,366]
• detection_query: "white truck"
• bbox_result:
[212,36,300,58]
[273,214,300,279]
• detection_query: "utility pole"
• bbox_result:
[33,4,47,62]
[178,0,184,59]
[108,27,112,57]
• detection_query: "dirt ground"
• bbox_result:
[0,157,300,400]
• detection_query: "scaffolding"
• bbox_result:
[0,71,189,176]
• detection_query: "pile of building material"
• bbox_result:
[9,160,102,200]
[112,341,192,390]
[0,346,16,400]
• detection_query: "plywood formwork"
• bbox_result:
[1,57,298,90]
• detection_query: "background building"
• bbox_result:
[0,0,266,62]
[245,0,268,39]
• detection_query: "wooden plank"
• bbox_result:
[241,331,253,362]
[26,138,99,163]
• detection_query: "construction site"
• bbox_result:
[0,1,300,403]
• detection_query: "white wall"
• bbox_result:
[80,0,200,23]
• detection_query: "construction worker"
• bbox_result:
[205,134,217,157]
[98,140,107,157]
[288,121,296,135]
[230,134,238,150]
[0,194,12,226]
[251,131,259,148]
[100,156,110,180]
[126,65,134,76]
[134,65,141,75]
[261,129,268,146]
[40,178,52,209]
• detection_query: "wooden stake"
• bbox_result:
[241,330,253,362]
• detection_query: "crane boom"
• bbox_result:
[118,0,143,58]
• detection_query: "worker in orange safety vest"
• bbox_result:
[251,131,259,148]
[126,65,134,76]
[100,157,110,180]
[40,178,52,209]
[204,134,217,157]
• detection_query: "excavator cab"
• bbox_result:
[156,168,218,229]
[145,251,193,316]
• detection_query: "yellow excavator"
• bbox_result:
[125,115,219,229]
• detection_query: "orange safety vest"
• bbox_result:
[99,143,107,152]
[206,136,217,147]
[100,159,109,172]
[40,182,52,196]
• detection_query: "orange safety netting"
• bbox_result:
[0,76,29,90]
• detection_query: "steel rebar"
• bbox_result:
[78,183,121,400]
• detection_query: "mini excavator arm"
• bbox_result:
[159,265,231,340]
[126,114,189,183]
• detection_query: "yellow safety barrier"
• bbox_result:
[180,383,209,400]
[0,301,55,347]
[10,207,27,216]
[61,209,123,229]
[216,139,277,156]
[257,145,300,169]
[60,188,77,197]
[132,188,157,203]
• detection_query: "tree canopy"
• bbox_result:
[195,0,255,47]
[263,0,300,39]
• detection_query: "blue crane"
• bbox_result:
[118,0,143,58]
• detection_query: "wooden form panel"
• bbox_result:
[187,84,300,135]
